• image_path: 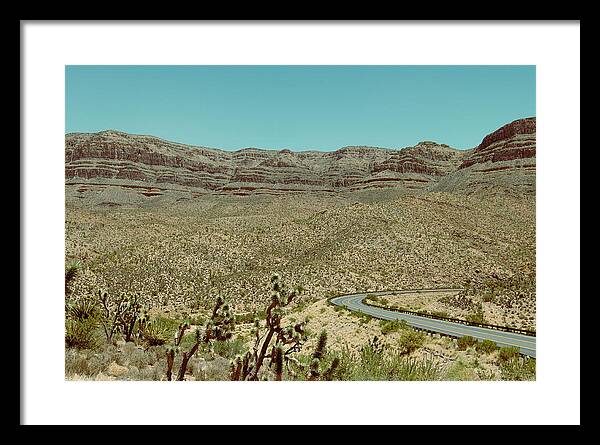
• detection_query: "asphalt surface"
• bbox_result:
[330,289,536,358]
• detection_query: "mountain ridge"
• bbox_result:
[65,117,536,203]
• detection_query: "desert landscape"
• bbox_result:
[65,117,536,381]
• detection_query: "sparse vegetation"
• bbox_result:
[380,319,409,335]
[500,357,535,381]
[65,318,99,350]
[330,337,445,381]
[65,260,82,296]
[476,339,498,354]
[230,274,310,381]
[457,335,479,350]
[498,346,521,363]
[398,329,426,354]
[65,191,535,381]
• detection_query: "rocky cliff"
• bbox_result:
[65,117,535,204]
[434,117,536,194]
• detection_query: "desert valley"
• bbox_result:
[65,117,536,381]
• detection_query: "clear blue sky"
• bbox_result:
[65,65,535,151]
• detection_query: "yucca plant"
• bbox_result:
[140,317,172,346]
[65,260,82,296]
[65,318,98,350]
[66,297,98,321]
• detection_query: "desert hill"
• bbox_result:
[65,117,535,205]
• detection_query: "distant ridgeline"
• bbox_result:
[65,117,536,201]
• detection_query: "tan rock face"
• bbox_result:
[65,118,536,200]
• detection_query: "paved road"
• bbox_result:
[330,289,536,358]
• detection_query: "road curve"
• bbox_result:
[330,289,536,358]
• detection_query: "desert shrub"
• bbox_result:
[380,319,409,335]
[189,315,204,326]
[123,344,154,369]
[500,357,535,380]
[86,351,113,375]
[144,345,166,365]
[192,356,232,381]
[386,355,444,381]
[234,311,265,324]
[476,368,497,380]
[65,318,99,350]
[446,358,479,380]
[398,329,426,354]
[465,305,485,324]
[65,349,92,376]
[138,366,158,381]
[352,337,386,380]
[476,339,498,354]
[498,346,520,363]
[349,310,372,324]
[212,336,247,360]
[365,294,379,303]
[439,293,476,311]
[457,335,478,351]
[124,366,141,381]
[482,291,496,303]
[430,311,450,318]
[360,313,373,324]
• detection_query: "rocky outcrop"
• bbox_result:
[65,118,536,202]
[435,118,536,194]
[459,117,536,169]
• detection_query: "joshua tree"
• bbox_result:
[230,274,308,381]
[97,290,144,344]
[165,295,235,381]
[283,330,340,381]
[229,274,338,381]
[307,331,340,381]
